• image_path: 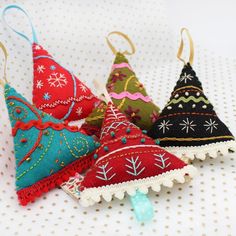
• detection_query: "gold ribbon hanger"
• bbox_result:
[93,79,112,104]
[177,28,194,65]
[106,31,136,55]
[0,41,8,88]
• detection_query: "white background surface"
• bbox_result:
[167,0,236,58]
[0,0,236,236]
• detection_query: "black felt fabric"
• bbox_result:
[148,63,235,147]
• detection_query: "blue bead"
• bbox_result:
[110,131,115,137]
[95,142,100,148]
[121,137,127,144]
[141,138,145,143]
[93,153,98,159]
[104,146,109,152]
[155,139,160,145]
[126,128,131,134]
[142,130,147,134]
[50,65,56,70]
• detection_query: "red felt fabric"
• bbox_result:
[80,102,187,190]
[17,153,92,206]
[32,43,100,121]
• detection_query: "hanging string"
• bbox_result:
[2,5,38,44]
[93,79,112,104]
[177,28,194,65]
[106,31,136,55]
[0,42,8,87]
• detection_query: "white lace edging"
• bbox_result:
[163,140,236,161]
[79,165,197,207]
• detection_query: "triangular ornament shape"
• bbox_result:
[148,63,236,160]
[32,43,100,121]
[85,52,160,131]
[79,102,197,207]
[4,84,98,205]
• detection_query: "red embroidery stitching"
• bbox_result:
[17,153,92,206]
[12,120,80,136]
[18,131,43,167]
[7,96,42,120]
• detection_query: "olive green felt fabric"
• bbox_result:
[85,52,160,131]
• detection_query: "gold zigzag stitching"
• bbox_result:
[159,136,234,141]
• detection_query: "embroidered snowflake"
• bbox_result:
[37,65,45,73]
[36,80,44,89]
[203,119,218,133]
[158,120,173,134]
[179,118,196,133]
[43,92,51,100]
[76,107,83,117]
[47,73,68,88]
[79,83,88,92]
[179,73,194,83]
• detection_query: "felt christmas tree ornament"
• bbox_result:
[2,5,100,121]
[0,43,98,206]
[85,31,160,131]
[148,28,236,161]
[79,98,197,221]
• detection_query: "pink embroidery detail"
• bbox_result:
[109,91,152,102]
[111,63,133,72]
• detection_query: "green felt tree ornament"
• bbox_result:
[84,31,160,133]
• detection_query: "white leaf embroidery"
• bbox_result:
[154,153,171,169]
[100,121,131,138]
[125,156,145,176]
[96,162,116,181]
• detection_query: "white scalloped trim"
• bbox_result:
[79,165,197,207]
[163,140,236,162]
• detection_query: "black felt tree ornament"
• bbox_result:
[148,28,236,161]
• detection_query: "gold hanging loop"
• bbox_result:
[177,28,194,65]
[0,41,8,87]
[106,31,136,55]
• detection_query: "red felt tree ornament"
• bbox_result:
[79,100,197,207]
[2,5,100,121]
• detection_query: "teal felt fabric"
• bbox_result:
[4,84,97,190]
